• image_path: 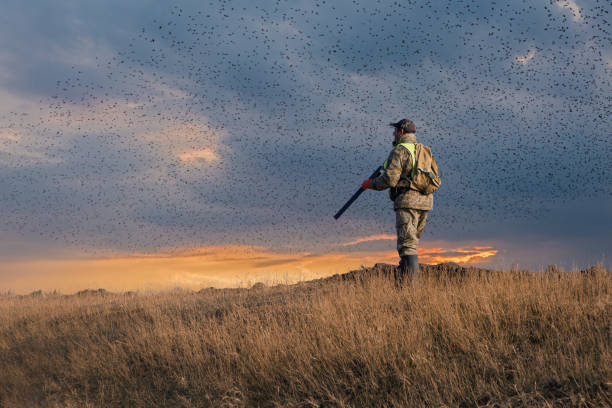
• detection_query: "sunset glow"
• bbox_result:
[419,247,498,264]
[0,244,498,294]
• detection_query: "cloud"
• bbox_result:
[555,0,583,22]
[177,148,220,164]
[515,49,536,64]
[340,234,396,246]
[141,121,226,161]
[339,234,498,264]
[0,127,19,144]
[0,127,63,166]
[419,247,498,265]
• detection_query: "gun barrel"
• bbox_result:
[334,166,382,220]
[333,187,364,220]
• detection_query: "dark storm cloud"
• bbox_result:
[0,0,610,267]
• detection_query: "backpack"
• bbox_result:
[397,142,441,194]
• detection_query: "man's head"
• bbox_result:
[389,119,416,135]
[389,119,416,144]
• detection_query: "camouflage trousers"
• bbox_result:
[395,208,429,257]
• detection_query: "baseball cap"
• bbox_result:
[389,119,416,133]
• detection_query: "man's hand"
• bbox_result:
[362,179,372,190]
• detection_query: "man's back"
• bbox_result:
[370,133,434,211]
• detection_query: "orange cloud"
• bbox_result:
[0,244,498,294]
[419,247,498,264]
[516,49,536,64]
[177,148,220,163]
[339,235,498,264]
[340,234,396,246]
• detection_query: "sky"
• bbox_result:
[0,0,610,293]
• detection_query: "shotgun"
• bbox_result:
[334,166,382,220]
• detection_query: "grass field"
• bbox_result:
[1,263,610,407]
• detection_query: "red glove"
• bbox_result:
[362,179,372,190]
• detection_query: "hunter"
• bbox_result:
[361,119,438,279]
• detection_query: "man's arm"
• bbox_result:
[370,147,407,190]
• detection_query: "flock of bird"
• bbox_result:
[1,0,609,255]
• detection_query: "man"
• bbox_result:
[361,119,434,279]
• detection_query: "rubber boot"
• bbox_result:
[398,257,408,283]
[399,255,419,274]
[405,254,419,278]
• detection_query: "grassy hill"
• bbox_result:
[1,263,610,407]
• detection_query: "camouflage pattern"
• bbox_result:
[396,208,428,256]
[370,133,434,211]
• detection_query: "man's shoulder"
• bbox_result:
[390,143,415,160]
[391,144,412,155]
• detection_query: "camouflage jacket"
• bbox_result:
[370,133,434,211]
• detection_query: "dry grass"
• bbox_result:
[0,264,610,407]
